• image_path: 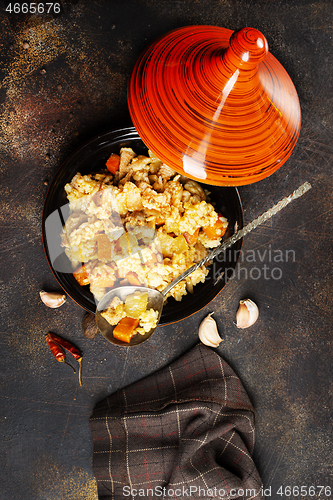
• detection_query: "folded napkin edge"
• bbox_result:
[90,395,255,418]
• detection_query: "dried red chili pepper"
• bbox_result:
[46,332,83,386]
[45,335,76,373]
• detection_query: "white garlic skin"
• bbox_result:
[40,291,66,308]
[198,313,223,347]
[236,299,259,328]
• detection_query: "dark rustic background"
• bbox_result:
[0,1,332,499]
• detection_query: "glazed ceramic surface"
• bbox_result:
[42,127,244,324]
[128,26,301,186]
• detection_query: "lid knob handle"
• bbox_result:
[224,27,269,70]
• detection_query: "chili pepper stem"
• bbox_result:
[78,357,82,386]
[61,359,76,372]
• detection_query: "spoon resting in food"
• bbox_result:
[95,182,311,346]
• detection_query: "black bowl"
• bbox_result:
[42,127,243,325]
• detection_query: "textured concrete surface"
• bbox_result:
[0,1,332,499]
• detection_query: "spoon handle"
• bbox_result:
[162,181,311,298]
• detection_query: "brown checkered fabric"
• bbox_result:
[89,343,263,499]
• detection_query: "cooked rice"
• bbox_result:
[61,148,228,302]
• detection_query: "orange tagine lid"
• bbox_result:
[128,26,301,186]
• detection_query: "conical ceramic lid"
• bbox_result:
[128,26,301,186]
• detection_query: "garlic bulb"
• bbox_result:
[236,299,259,328]
[198,313,223,347]
[40,291,66,308]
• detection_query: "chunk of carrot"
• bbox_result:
[113,317,140,343]
[106,153,120,174]
[125,271,142,286]
[184,228,199,245]
[203,216,227,239]
[73,265,89,286]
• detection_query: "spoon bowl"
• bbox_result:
[96,286,164,346]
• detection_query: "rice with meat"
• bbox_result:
[61,148,228,302]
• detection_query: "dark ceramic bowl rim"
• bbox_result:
[41,127,244,325]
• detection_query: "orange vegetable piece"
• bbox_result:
[113,317,140,343]
[106,153,120,174]
[184,228,199,245]
[203,216,227,240]
[97,233,112,260]
[125,271,142,286]
[73,265,89,286]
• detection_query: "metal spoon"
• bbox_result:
[96,182,311,346]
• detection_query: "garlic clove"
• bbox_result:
[198,313,223,347]
[236,299,259,328]
[40,291,66,308]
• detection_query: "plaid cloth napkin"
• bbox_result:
[89,343,263,499]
